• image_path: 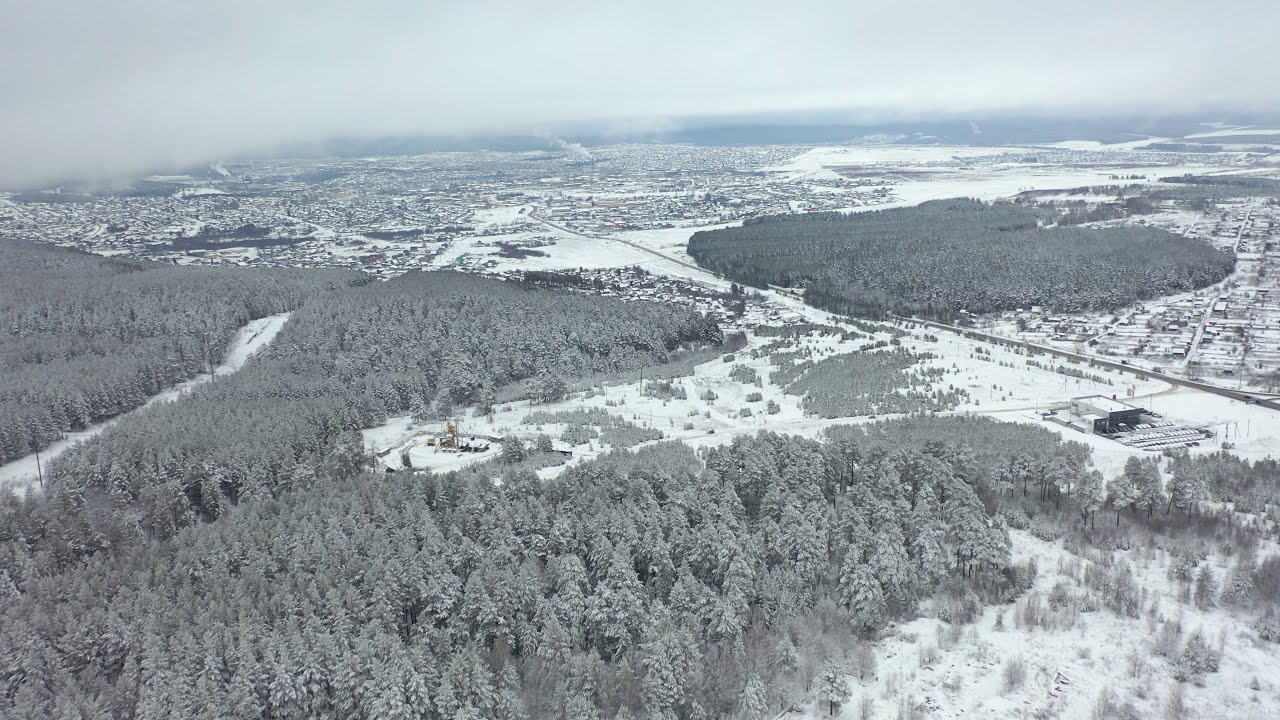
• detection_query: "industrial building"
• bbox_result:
[1069,395,1144,434]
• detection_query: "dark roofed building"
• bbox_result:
[1070,395,1143,433]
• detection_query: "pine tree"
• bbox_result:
[735,675,769,720]
[440,645,496,718]
[493,666,528,720]
[1254,606,1280,642]
[908,488,947,585]
[586,546,646,658]
[1167,463,1208,514]
[1076,469,1104,531]
[1221,564,1255,607]
[774,634,800,677]
[816,662,851,716]
[1136,458,1165,517]
[1175,631,1214,684]
[840,548,885,633]
[1108,460,1142,525]
[871,520,914,613]
[639,609,697,719]
[1194,565,1218,609]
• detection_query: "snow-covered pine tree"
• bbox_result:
[816,662,851,717]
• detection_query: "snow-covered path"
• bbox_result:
[0,312,292,496]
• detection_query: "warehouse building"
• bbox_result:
[1070,395,1144,434]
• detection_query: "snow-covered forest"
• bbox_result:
[5,133,1280,720]
[0,238,362,465]
[27,270,721,550]
[3,414,1279,718]
[687,199,1235,318]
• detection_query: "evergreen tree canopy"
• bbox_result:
[688,199,1234,318]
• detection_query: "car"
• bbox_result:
[706,429,716,434]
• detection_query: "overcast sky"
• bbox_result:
[1,0,1276,187]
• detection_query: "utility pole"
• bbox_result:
[34,447,43,489]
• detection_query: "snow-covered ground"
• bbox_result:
[1187,127,1280,139]
[796,528,1280,720]
[439,151,1280,718]
[358,310,1192,484]
[0,312,292,496]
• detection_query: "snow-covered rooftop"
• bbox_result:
[1074,395,1137,414]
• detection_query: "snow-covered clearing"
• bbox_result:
[362,418,503,475]
[358,312,1194,484]
[0,312,292,496]
[793,528,1280,720]
[462,228,659,273]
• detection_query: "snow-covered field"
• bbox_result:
[0,312,292,495]
[796,527,1280,720]
[357,308,1204,487]
[1187,127,1280,139]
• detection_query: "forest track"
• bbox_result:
[0,311,293,496]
